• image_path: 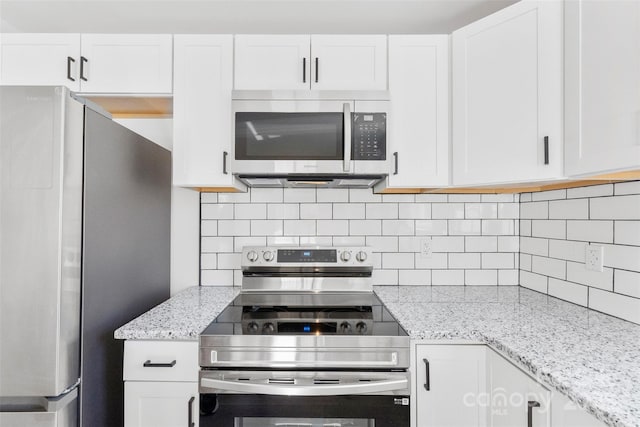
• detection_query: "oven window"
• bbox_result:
[235,113,343,160]
[235,417,374,427]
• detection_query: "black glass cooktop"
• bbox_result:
[201,292,408,338]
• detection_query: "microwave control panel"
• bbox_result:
[351,113,386,160]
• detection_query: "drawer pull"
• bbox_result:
[423,358,430,391]
[143,359,176,368]
[187,396,195,427]
[527,400,541,427]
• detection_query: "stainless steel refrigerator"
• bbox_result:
[0,86,171,427]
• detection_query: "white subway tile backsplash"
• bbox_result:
[317,188,348,203]
[349,189,381,203]
[432,270,464,286]
[448,253,481,269]
[614,180,640,195]
[218,192,251,203]
[532,189,566,201]
[317,220,348,236]
[482,220,515,236]
[566,220,613,243]
[373,269,398,285]
[520,219,532,237]
[251,188,283,203]
[415,253,448,269]
[566,184,612,199]
[548,240,586,263]
[284,220,316,236]
[449,220,481,235]
[350,220,381,236]
[267,204,300,219]
[415,220,448,236]
[520,254,532,271]
[201,254,217,269]
[519,237,549,256]
[366,203,398,219]
[531,255,566,280]
[267,236,298,246]
[251,220,283,236]
[432,203,465,219]
[201,220,217,236]
[235,203,266,219]
[283,188,316,203]
[398,203,431,219]
[201,236,233,253]
[382,220,415,236]
[615,269,640,298]
[217,253,241,270]
[234,236,267,252]
[548,278,588,306]
[333,203,365,219]
[520,271,548,293]
[482,253,514,269]
[498,203,519,219]
[482,194,516,203]
[566,261,613,291]
[201,193,218,203]
[383,253,414,269]
[399,270,431,285]
[614,221,640,246]
[300,204,332,219]
[367,236,399,252]
[549,199,589,219]
[398,236,420,252]
[498,269,519,286]
[591,195,640,220]
[465,236,498,252]
[300,236,332,245]
[202,204,234,219]
[465,269,498,286]
[382,194,413,203]
[601,244,640,272]
[201,269,234,286]
[520,202,548,219]
[498,236,519,253]
[588,288,640,324]
[333,236,366,246]
[415,194,448,202]
[465,203,498,219]
[531,220,566,239]
[448,194,482,202]
[218,220,250,236]
[520,193,533,202]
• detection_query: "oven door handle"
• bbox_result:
[200,377,408,396]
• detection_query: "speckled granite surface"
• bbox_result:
[114,285,640,427]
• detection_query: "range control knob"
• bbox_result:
[340,251,352,262]
[247,322,259,334]
[247,251,259,262]
[263,251,274,262]
[356,251,368,262]
[356,322,368,334]
[339,321,352,334]
[262,322,275,334]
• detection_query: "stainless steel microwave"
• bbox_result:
[229,98,391,182]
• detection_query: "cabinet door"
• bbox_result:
[173,35,244,189]
[386,35,449,189]
[551,391,606,427]
[0,33,80,90]
[125,381,198,427]
[452,0,563,185]
[234,35,310,90]
[79,34,172,93]
[488,349,550,427]
[564,0,640,176]
[310,35,387,90]
[415,344,487,427]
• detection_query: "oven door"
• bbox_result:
[231,100,354,175]
[199,370,410,427]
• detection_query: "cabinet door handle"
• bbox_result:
[393,152,399,175]
[315,57,319,83]
[423,358,430,391]
[80,56,88,82]
[66,57,76,82]
[527,400,541,427]
[143,359,176,368]
[543,136,549,165]
[223,151,228,175]
[303,58,306,83]
[187,396,195,427]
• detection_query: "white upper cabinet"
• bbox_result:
[383,35,449,189]
[310,35,387,91]
[173,35,245,190]
[234,35,310,91]
[79,34,173,93]
[452,0,563,186]
[234,34,387,91]
[564,0,640,177]
[0,33,81,90]
[0,33,172,94]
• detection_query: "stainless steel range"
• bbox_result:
[199,246,410,427]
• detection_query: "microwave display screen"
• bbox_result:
[235,112,343,160]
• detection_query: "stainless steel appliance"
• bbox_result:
[230,91,391,188]
[0,86,171,427]
[199,246,410,427]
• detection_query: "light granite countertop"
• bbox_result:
[114,285,640,427]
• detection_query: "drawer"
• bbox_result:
[124,340,198,382]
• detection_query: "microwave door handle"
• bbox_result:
[343,102,351,172]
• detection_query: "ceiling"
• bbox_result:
[0,0,518,34]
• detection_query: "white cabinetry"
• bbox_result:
[173,34,245,189]
[551,390,606,427]
[234,35,387,91]
[413,344,487,427]
[381,35,449,190]
[452,0,563,186]
[564,0,640,176]
[488,349,550,427]
[123,340,199,427]
[0,34,172,94]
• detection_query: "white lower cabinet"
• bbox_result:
[551,391,606,427]
[124,340,199,427]
[413,344,488,427]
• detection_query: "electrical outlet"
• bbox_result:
[585,245,604,272]
[420,237,433,258]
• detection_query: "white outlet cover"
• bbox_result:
[420,237,433,258]
[585,245,604,272]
